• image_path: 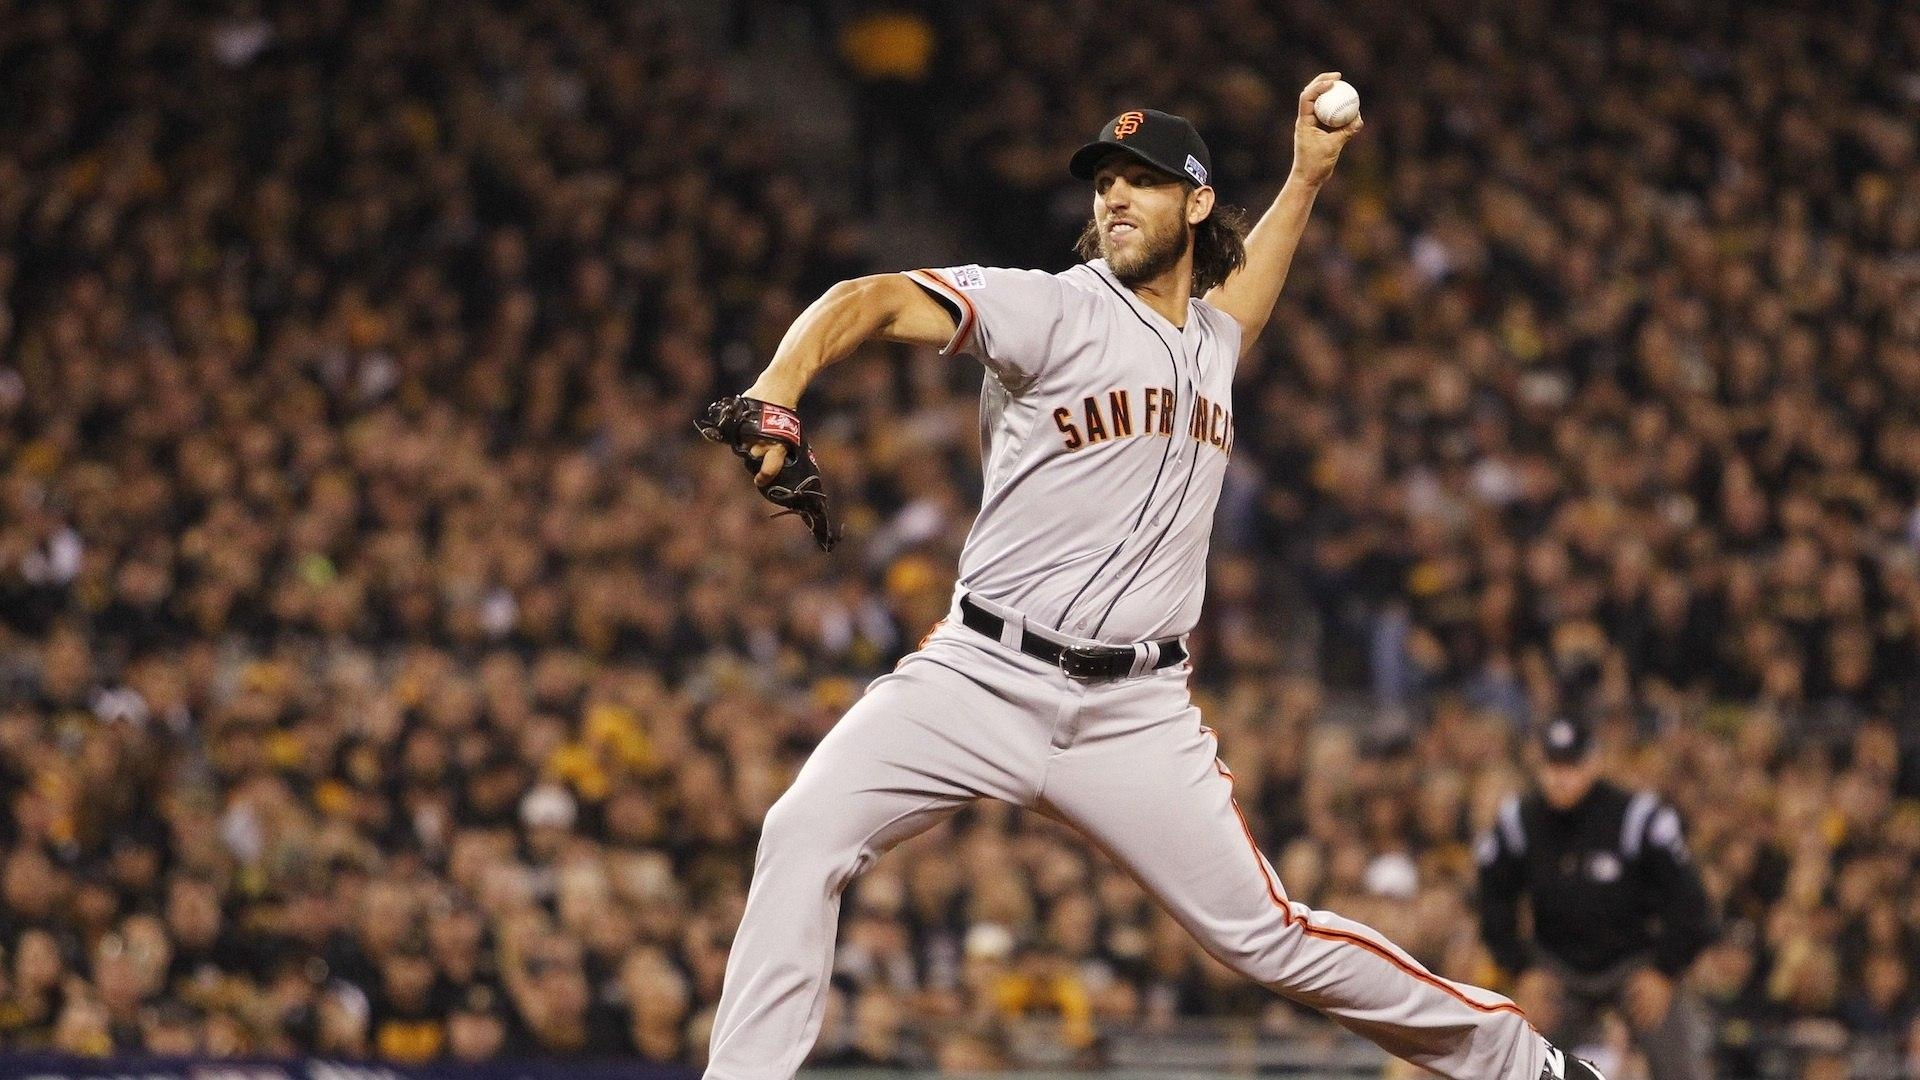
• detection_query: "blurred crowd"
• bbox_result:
[1,0,1919,1077]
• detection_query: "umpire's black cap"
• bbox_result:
[1538,717,1594,764]
[1069,109,1213,188]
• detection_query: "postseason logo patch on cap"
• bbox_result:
[1184,154,1208,186]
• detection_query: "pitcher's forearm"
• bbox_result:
[1245,174,1322,290]
[1205,175,1322,342]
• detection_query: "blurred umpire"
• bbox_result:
[1476,719,1718,1080]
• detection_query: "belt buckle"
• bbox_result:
[1057,644,1109,682]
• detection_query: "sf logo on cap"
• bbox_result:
[1113,111,1145,138]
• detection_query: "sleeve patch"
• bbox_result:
[953,264,987,291]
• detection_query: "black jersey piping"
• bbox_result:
[1053,269,1191,635]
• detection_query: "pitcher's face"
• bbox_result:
[1092,160,1198,286]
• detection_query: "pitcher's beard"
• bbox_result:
[1092,218,1190,288]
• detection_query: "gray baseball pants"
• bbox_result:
[705,604,1548,1079]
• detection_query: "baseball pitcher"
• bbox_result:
[697,73,1602,1080]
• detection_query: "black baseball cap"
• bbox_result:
[1538,717,1594,764]
[1069,109,1213,188]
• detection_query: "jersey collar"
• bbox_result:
[1088,258,1198,333]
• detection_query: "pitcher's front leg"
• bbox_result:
[706,645,1047,1080]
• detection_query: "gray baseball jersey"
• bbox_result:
[705,260,1552,1080]
[905,259,1238,643]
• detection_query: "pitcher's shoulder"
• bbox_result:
[1192,296,1246,357]
[1056,261,1116,299]
[1191,296,1241,334]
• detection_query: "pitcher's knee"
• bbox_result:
[1199,915,1301,984]
[754,785,869,883]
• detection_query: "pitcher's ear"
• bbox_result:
[1188,185,1215,225]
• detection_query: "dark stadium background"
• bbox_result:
[0,0,1918,1077]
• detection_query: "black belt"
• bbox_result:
[959,595,1186,681]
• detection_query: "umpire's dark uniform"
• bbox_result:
[1477,720,1717,1080]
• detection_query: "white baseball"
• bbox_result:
[1313,79,1360,128]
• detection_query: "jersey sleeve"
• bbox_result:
[1199,300,1245,361]
[1474,794,1535,976]
[900,265,1068,387]
[1632,800,1718,976]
